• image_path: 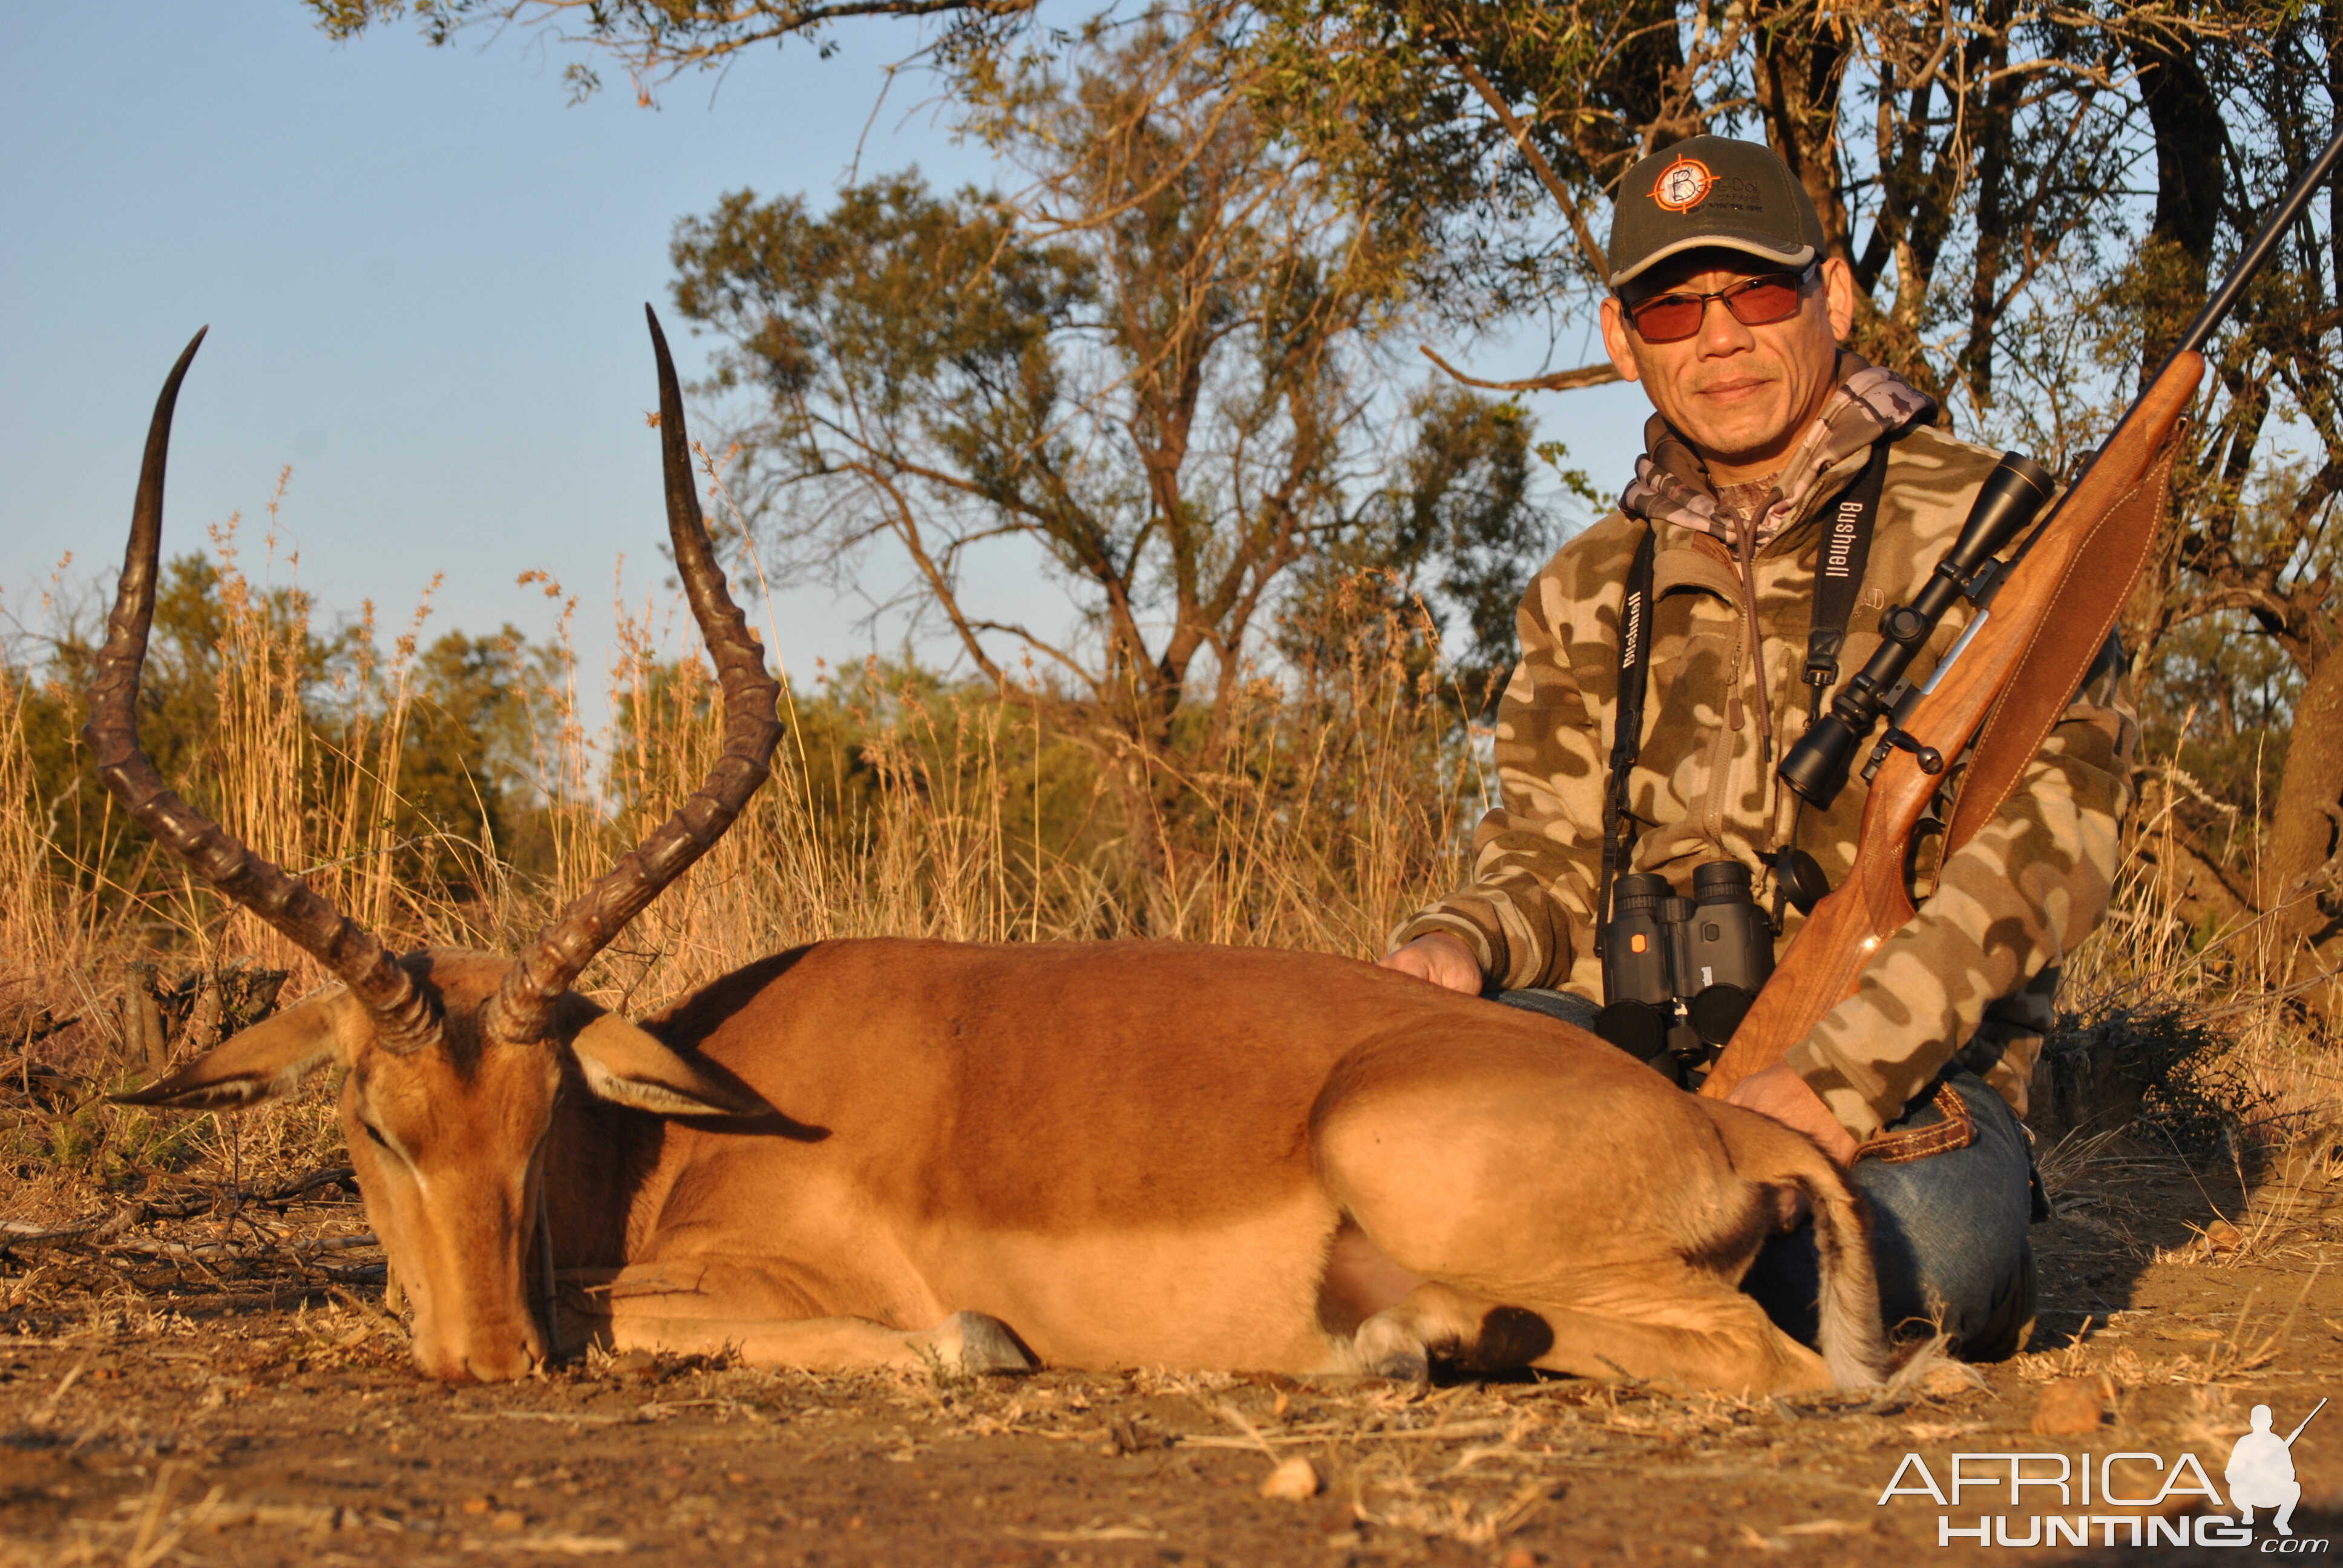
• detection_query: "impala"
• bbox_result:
[105,312,1886,1393]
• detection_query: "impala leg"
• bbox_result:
[589,1309,1032,1374]
[1315,1036,1837,1395]
[1350,1275,1829,1394]
[1512,1276,1835,1394]
[1353,1282,1553,1383]
[558,1262,1033,1374]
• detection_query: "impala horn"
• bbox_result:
[482,306,784,1044]
[85,328,443,1053]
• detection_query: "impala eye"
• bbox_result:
[362,1121,393,1153]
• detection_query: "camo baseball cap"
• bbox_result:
[1606,136,1826,291]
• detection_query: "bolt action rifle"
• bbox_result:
[1699,125,2343,1105]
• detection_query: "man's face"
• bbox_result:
[1599,250,1858,485]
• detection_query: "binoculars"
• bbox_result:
[1595,861,1775,1086]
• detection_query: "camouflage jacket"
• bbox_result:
[1394,362,2138,1138]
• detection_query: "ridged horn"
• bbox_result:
[483,306,784,1043]
[85,328,442,1054]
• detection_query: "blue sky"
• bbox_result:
[1,3,1645,695]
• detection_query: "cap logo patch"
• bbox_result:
[1651,155,1714,214]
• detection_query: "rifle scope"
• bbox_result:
[1778,450,2059,809]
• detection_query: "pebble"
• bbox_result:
[2031,1375,2111,1436]
[1259,1455,1321,1501]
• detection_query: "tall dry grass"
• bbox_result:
[0,530,1487,1203]
[2,508,2334,1208]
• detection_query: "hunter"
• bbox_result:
[1380,135,2135,1359]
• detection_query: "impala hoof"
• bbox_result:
[938,1311,1034,1375]
[1369,1350,1430,1386]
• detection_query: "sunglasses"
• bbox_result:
[1624,266,1817,342]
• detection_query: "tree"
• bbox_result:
[304,0,1038,103]
[670,11,1553,878]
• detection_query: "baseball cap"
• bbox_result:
[1606,136,1826,290]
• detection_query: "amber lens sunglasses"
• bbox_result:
[1624,266,1817,342]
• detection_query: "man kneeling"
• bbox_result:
[1381,136,2135,1360]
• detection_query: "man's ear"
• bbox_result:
[1820,256,1858,341]
[568,1014,770,1119]
[112,991,358,1111]
[1599,296,1644,384]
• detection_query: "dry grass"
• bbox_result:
[0,527,1484,1214]
[1,506,2337,1242]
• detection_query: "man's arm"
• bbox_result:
[1381,535,1625,993]
[1783,652,2138,1138]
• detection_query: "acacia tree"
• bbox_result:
[669,11,1550,874]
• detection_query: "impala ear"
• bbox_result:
[568,1014,770,1119]
[112,991,359,1111]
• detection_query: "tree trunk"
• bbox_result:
[2261,645,2343,1014]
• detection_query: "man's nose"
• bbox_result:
[1696,296,1757,354]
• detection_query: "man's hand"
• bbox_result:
[1377,932,1483,996]
[1724,1062,1860,1166]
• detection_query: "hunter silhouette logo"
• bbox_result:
[2230,1399,2324,1537]
[1651,155,1714,213]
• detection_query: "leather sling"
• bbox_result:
[1942,434,2185,855]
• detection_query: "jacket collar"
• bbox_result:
[1617,351,1937,555]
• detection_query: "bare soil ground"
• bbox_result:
[7,1133,2343,1567]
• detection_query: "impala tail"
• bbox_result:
[1699,1100,1888,1388]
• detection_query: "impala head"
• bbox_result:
[100,312,783,1382]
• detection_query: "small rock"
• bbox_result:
[489,1511,526,1534]
[2203,1220,2244,1255]
[1501,1551,1542,1568]
[460,1497,493,1516]
[1260,1455,1322,1501]
[2031,1376,2111,1436]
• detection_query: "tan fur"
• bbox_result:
[129,939,1887,1393]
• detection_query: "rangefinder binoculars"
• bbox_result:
[1596,861,1774,1086]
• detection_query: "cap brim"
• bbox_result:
[1609,233,1817,290]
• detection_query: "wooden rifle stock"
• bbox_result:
[1699,353,2203,1102]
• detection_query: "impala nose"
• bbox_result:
[462,1336,541,1382]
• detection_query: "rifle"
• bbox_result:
[1700,122,2343,1104]
[2286,1398,2327,1447]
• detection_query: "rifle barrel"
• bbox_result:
[2285,1396,2327,1446]
[2172,124,2343,365]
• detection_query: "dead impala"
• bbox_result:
[104,312,1886,1394]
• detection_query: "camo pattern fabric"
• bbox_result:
[1392,358,2138,1139]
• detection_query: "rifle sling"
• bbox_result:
[1803,437,1892,712]
[1943,431,2186,855]
[1598,528,1657,929]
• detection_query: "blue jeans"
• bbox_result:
[1494,987,2037,1360]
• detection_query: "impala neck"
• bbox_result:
[540,1079,670,1269]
